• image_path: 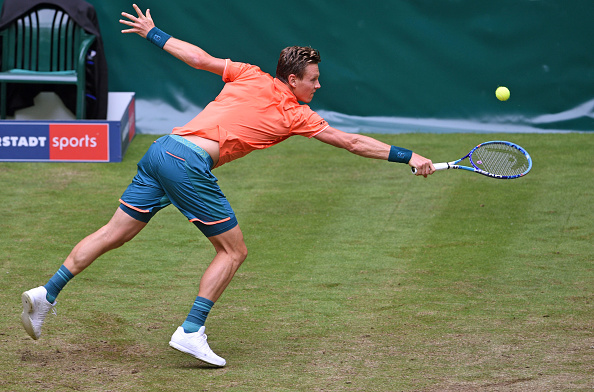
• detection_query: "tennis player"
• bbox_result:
[20,4,435,367]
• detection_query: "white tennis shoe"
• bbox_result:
[169,326,226,367]
[21,286,56,340]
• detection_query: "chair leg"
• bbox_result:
[76,87,86,119]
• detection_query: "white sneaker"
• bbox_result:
[21,286,56,340]
[169,326,226,367]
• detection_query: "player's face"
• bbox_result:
[291,64,321,103]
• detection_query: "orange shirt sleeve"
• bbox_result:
[222,60,260,83]
[289,106,329,139]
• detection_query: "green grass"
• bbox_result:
[1,133,592,391]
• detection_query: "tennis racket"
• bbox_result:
[412,141,532,179]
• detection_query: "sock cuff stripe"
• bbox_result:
[194,296,214,307]
[55,270,71,283]
[59,265,74,279]
[192,302,213,312]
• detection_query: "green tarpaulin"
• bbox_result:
[2,0,592,133]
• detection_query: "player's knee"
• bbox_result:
[239,243,248,263]
[225,242,247,268]
[233,243,248,265]
[211,226,247,266]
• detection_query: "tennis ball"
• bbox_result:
[496,86,510,101]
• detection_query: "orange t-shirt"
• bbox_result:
[171,60,329,167]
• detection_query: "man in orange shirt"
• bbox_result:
[21,4,435,367]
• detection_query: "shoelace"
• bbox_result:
[35,302,57,323]
[200,334,217,354]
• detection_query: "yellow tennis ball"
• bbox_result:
[496,86,510,101]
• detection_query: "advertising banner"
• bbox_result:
[0,93,135,162]
[0,123,109,162]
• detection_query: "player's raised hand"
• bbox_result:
[120,4,155,38]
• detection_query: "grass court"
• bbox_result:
[1,132,592,391]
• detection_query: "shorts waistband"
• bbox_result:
[168,134,214,168]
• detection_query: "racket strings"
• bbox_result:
[471,144,529,176]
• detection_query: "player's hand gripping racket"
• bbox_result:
[412,141,532,179]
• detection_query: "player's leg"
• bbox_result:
[21,208,147,340]
[169,225,247,367]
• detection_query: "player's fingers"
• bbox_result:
[132,4,143,16]
[422,160,434,175]
[120,12,136,21]
[145,9,155,24]
[119,18,135,27]
[417,161,433,177]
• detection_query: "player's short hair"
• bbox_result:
[276,46,321,84]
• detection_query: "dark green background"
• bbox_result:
[2,0,592,133]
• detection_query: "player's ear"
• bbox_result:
[288,74,297,87]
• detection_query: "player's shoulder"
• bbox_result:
[223,61,271,83]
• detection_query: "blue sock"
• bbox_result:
[181,296,214,333]
[44,265,74,303]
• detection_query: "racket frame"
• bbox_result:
[413,141,532,179]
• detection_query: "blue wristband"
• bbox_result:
[146,27,171,49]
[388,145,413,163]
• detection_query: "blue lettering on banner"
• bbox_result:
[0,124,50,160]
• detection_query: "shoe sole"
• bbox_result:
[169,341,226,367]
[21,291,38,340]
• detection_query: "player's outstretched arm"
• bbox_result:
[314,126,435,177]
[119,4,226,75]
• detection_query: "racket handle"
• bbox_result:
[411,162,450,174]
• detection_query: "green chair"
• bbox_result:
[0,5,96,119]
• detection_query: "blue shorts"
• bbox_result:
[119,135,238,237]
